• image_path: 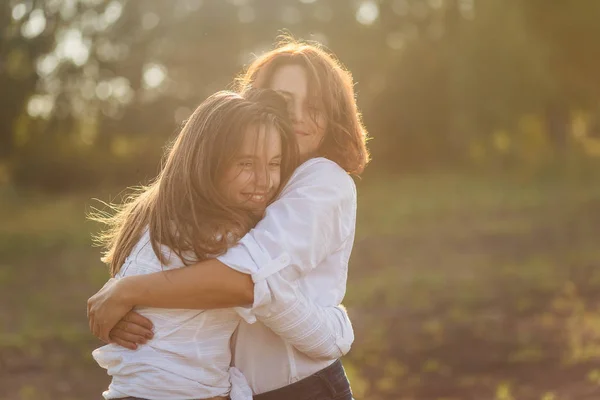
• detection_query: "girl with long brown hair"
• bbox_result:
[90,88,337,400]
[88,37,369,400]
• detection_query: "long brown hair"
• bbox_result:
[92,89,298,276]
[235,36,370,175]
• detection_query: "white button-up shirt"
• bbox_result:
[92,157,356,399]
[93,233,250,400]
[219,157,357,394]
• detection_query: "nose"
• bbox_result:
[291,102,304,124]
[253,165,271,191]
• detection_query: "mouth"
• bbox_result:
[294,130,310,137]
[242,192,270,204]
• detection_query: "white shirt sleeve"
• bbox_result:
[218,157,356,278]
[248,272,354,360]
[217,157,357,359]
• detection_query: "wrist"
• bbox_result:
[115,276,139,307]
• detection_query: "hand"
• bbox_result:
[87,277,135,343]
[109,311,154,350]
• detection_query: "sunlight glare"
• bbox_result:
[60,0,78,20]
[12,3,27,20]
[27,95,54,119]
[21,9,46,39]
[95,81,112,101]
[356,1,379,26]
[143,64,167,89]
[104,1,124,25]
[36,54,59,76]
[58,29,90,66]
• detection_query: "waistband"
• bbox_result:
[253,359,351,400]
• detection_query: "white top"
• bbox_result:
[93,233,252,400]
[93,158,356,399]
[218,157,357,394]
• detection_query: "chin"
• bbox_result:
[250,208,266,217]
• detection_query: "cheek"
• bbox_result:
[231,172,251,192]
[270,170,281,189]
[222,170,248,201]
[313,114,327,137]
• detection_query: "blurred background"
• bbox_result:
[2,0,600,399]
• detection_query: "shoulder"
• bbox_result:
[285,157,355,194]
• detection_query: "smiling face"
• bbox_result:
[219,122,282,216]
[268,64,327,159]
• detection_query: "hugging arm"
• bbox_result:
[222,158,357,358]
[90,159,356,358]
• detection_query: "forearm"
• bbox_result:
[119,258,254,310]
[259,300,354,360]
[251,276,354,360]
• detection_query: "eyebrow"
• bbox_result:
[235,154,282,159]
[276,90,321,107]
[235,154,258,159]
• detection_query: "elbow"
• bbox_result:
[307,345,345,361]
[301,337,352,361]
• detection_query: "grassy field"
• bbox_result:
[1,173,600,400]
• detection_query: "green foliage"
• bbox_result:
[2,0,600,188]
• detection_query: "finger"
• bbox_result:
[89,314,95,336]
[92,318,106,343]
[111,327,148,345]
[99,323,112,344]
[124,311,154,331]
[115,320,153,340]
[109,335,138,350]
[93,322,108,343]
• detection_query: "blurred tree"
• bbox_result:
[1,0,600,188]
[0,0,57,159]
[368,0,555,171]
[521,0,600,152]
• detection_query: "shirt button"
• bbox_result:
[280,254,290,264]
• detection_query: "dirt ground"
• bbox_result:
[2,180,600,399]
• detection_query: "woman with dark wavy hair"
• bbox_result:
[89,37,370,400]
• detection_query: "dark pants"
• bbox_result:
[253,360,353,400]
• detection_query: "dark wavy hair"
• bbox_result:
[236,37,370,175]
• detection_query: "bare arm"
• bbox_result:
[106,266,356,359]
[92,159,355,348]
[87,259,253,343]
[122,258,254,309]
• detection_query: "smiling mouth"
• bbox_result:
[243,193,269,203]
